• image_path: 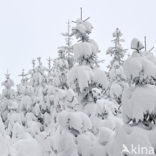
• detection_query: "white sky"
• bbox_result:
[0,0,156,85]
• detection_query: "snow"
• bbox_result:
[65,89,78,109]
[79,112,92,131]
[68,65,108,92]
[77,131,108,156]
[13,134,42,156]
[20,95,32,112]
[2,78,14,89]
[109,63,126,81]
[72,19,93,35]
[124,51,156,81]
[77,133,93,156]
[68,65,93,92]
[92,68,109,89]
[131,38,144,51]
[69,112,83,132]
[58,111,92,133]
[88,39,99,53]
[73,41,98,61]
[57,130,78,156]
[106,124,155,156]
[83,21,93,33]
[98,127,114,145]
[91,88,102,100]
[0,134,10,156]
[110,82,123,99]
[122,85,156,123]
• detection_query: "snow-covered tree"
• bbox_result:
[123,38,156,129]
[46,57,53,85]
[60,20,74,69]
[0,72,16,124]
[105,38,156,156]
[53,21,74,89]
[106,28,128,104]
[68,12,108,105]
[16,69,29,97]
[53,50,69,89]
[107,28,127,68]
[1,72,15,99]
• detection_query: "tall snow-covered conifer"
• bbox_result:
[68,9,108,105]
[107,28,128,104]
[1,71,15,99]
[53,21,73,89]
[107,28,127,68]
[123,38,156,129]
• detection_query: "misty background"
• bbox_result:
[0,0,156,86]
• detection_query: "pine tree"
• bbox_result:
[122,38,156,129]
[107,28,127,69]
[0,71,15,124]
[46,56,53,85]
[1,71,15,99]
[106,28,128,104]
[68,9,108,105]
[16,69,29,97]
[53,21,73,89]
[60,20,74,69]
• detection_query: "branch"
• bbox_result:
[83,17,90,22]
[149,46,155,52]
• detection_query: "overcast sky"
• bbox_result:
[0,0,156,85]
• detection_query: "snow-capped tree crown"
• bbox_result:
[52,22,74,89]
[124,38,156,86]
[72,18,100,68]
[2,71,14,88]
[106,28,128,105]
[122,38,156,130]
[107,28,127,67]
